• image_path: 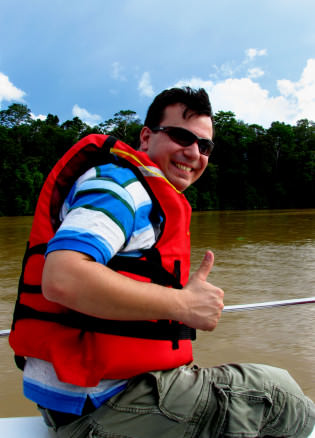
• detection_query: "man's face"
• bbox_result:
[139,103,213,191]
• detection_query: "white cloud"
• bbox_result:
[111,62,126,81]
[211,78,295,127]
[72,104,102,126]
[31,112,46,121]
[248,67,264,79]
[0,72,26,105]
[174,58,315,127]
[138,72,154,97]
[277,58,315,121]
[211,50,267,81]
[175,77,214,91]
[245,48,267,60]
[211,62,239,79]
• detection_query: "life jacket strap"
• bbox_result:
[14,304,196,350]
[108,255,183,288]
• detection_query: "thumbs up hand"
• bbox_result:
[181,251,224,331]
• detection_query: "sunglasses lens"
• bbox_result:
[155,126,214,157]
[172,128,213,156]
[198,140,212,157]
[168,128,193,146]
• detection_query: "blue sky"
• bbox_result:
[0,0,314,128]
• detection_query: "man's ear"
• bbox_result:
[139,126,151,151]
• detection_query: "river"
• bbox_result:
[0,210,314,417]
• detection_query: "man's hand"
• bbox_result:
[181,250,224,331]
[43,249,223,328]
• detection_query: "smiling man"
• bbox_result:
[139,103,213,191]
[10,87,315,437]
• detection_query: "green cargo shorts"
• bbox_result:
[54,363,315,438]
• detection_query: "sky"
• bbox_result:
[0,0,314,128]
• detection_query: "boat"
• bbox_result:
[0,416,53,437]
[1,297,315,435]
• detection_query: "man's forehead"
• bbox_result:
[161,104,209,125]
[161,103,213,137]
[161,103,188,121]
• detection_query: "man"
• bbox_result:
[10,87,315,437]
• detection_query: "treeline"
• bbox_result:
[0,103,314,216]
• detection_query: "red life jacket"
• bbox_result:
[9,134,195,387]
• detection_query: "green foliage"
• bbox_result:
[0,103,32,128]
[99,110,142,148]
[14,159,44,215]
[190,163,219,210]
[0,104,314,216]
[184,185,198,209]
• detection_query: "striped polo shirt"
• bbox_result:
[23,161,162,414]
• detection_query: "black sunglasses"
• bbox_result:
[151,126,214,157]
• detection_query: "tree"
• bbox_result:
[213,111,253,209]
[191,163,219,210]
[45,114,60,126]
[0,104,314,215]
[0,103,32,128]
[246,123,271,208]
[99,110,142,148]
[14,158,44,215]
[62,116,86,132]
[265,122,295,207]
[61,116,94,141]
[291,119,315,207]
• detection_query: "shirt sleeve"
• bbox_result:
[46,164,137,265]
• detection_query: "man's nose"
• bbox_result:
[183,141,200,159]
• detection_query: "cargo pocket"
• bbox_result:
[150,367,206,423]
[215,384,273,437]
[151,368,235,438]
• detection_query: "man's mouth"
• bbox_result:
[174,162,192,172]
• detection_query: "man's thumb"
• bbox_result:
[195,250,214,281]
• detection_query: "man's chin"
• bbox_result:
[170,179,190,192]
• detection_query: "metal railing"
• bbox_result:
[1,296,315,337]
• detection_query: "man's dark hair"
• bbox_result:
[144,87,213,129]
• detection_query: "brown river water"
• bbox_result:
[0,210,314,417]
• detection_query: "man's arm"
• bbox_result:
[42,250,224,332]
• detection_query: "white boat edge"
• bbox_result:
[0,416,54,437]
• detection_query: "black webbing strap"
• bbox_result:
[12,242,48,331]
[17,243,47,294]
[13,304,196,349]
[26,243,48,256]
[107,256,183,289]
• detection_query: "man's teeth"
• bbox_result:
[176,163,191,171]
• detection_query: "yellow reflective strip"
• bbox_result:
[110,147,182,194]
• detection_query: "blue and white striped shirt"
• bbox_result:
[24,161,162,414]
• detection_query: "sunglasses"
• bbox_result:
[151,126,214,157]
